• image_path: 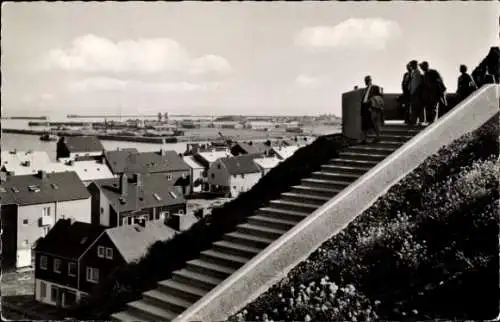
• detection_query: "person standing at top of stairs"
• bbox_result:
[360,75,384,145]
[420,61,447,125]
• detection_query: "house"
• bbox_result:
[1,150,52,176]
[103,149,191,194]
[183,155,205,193]
[207,154,262,197]
[245,121,274,131]
[253,157,282,176]
[230,142,269,156]
[269,145,300,160]
[0,171,91,270]
[193,150,233,169]
[56,136,105,160]
[34,219,105,308]
[87,173,187,228]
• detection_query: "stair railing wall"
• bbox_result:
[174,84,499,322]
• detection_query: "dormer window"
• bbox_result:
[28,185,41,192]
[11,187,19,193]
[166,175,173,181]
[153,193,161,201]
[169,191,177,199]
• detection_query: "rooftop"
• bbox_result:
[59,136,105,153]
[91,174,186,213]
[272,145,300,160]
[219,154,262,175]
[104,150,189,175]
[35,219,105,259]
[106,219,178,263]
[183,155,205,170]
[0,171,91,206]
[1,151,52,176]
[254,157,282,170]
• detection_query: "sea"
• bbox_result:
[1,116,340,161]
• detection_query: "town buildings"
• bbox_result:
[87,173,187,227]
[269,145,300,160]
[53,159,115,186]
[253,157,282,176]
[183,155,205,193]
[207,154,262,197]
[56,136,105,160]
[230,142,269,156]
[0,171,91,270]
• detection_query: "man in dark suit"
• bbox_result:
[360,75,383,144]
[408,60,424,125]
[400,63,412,124]
[420,61,446,124]
[456,64,477,102]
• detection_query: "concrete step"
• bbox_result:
[212,240,262,258]
[301,178,352,189]
[280,192,330,205]
[172,268,224,291]
[247,214,300,231]
[310,171,360,182]
[127,299,178,322]
[320,164,370,176]
[237,222,288,239]
[157,279,206,302]
[346,146,396,155]
[380,128,422,136]
[110,310,146,322]
[289,185,343,198]
[367,140,405,149]
[328,159,380,169]
[142,289,192,314]
[258,206,310,222]
[337,152,387,162]
[185,259,236,279]
[367,134,413,142]
[223,231,275,249]
[268,199,319,213]
[200,249,248,269]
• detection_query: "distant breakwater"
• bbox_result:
[2,128,312,144]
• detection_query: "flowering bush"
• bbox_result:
[70,134,351,320]
[231,115,499,321]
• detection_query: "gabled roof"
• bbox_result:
[55,159,115,182]
[272,146,300,160]
[1,151,52,176]
[92,174,186,213]
[104,150,189,175]
[194,151,233,167]
[232,142,270,155]
[35,219,105,259]
[105,220,178,263]
[59,136,104,153]
[219,154,262,175]
[183,155,205,170]
[254,157,281,170]
[0,171,90,206]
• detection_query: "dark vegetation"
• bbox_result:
[231,115,499,322]
[70,133,352,319]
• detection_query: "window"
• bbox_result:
[43,226,49,235]
[166,175,173,181]
[178,209,184,215]
[40,255,48,270]
[0,187,6,193]
[241,174,245,179]
[217,164,221,169]
[86,267,99,283]
[68,262,77,277]
[23,219,28,225]
[211,173,215,179]
[40,281,47,298]
[169,191,177,199]
[97,246,105,258]
[54,258,61,273]
[105,248,113,260]
[153,193,162,201]
[51,286,57,302]
[24,239,29,247]
[42,207,51,217]
[100,207,104,214]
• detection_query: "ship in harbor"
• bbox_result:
[39,133,58,141]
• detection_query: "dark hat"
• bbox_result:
[419,61,429,68]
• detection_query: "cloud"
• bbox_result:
[295,18,402,51]
[68,77,223,93]
[45,34,231,75]
[295,74,322,88]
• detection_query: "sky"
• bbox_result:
[2,2,498,117]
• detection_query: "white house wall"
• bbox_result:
[56,198,91,223]
[229,172,262,197]
[99,190,111,227]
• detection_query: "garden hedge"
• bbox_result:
[70,133,352,320]
[231,114,499,322]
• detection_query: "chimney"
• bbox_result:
[0,172,7,183]
[135,173,142,188]
[38,170,47,179]
[120,173,128,196]
[160,139,166,156]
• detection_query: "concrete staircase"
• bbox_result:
[111,124,425,322]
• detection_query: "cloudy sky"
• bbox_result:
[2,2,498,116]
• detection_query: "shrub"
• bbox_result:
[231,114,499,322]
[70,133,351,320]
